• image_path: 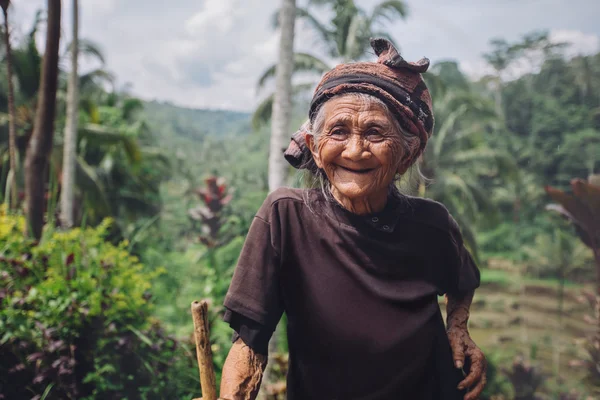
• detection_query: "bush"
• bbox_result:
[0,208,198,399]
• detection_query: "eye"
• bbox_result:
[365,129,384,141]
[329,127,348,139]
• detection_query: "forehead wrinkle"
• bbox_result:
[325,112,356,127]
[325,109,391,130]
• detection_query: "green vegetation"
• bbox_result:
[0,1,599,397]
[0,209,198,399]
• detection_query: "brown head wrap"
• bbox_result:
[284,38,434,173]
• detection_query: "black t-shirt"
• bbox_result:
[223,188,480,400]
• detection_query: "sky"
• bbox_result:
[9,0,600,112]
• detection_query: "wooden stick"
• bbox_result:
[191,300,218,400]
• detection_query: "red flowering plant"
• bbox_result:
[188,176,233,248]
[545,175,600,389]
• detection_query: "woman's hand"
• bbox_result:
[445,291,487,400]
[447,326,487,400]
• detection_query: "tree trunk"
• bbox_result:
[24,0,61,240]
[268,0,296,192]
[2,3,18,210]
[60,0,79,228]
[263,0,296,396]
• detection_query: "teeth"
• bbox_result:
[340,166,372,173]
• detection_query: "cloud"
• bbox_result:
[7,0,600,111]
[185,0,240,36]
[459,28,600,81]
[549,29,600,57]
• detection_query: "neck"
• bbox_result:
[330,187,388,215]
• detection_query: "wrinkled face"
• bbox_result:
[306,95,407,204]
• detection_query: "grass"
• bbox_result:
[481,268,585,289]
[468,267,594,397]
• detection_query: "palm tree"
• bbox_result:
[24,0,61,240]
[421,86,515,257]
[263,0,297,394]
[1,0,17,210]
[52,94,170,228]
[482,38,520,119]
[60,0,79,227]
[0,11,108,203]
[303,0,407,61]
[268,0,297,191]
[253,0,408,128]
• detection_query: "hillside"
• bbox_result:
[142,100,252,145]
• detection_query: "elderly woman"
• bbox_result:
[218,38,486,400]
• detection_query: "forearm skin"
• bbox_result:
[219,338,267,400]
[446,290,474,330]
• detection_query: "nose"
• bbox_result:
[341,135,371,162]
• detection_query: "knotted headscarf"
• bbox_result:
[284,38,434,174]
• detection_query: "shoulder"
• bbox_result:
[255,187,307,222]
[400,196,460,236]
[264,187,305,205]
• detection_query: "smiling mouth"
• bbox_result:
[337,165,376,174]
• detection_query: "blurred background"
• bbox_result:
[1,0,599,399]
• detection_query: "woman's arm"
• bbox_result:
[218,338,268,400]
[446,291,487,400]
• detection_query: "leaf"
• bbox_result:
[293,7,334,54]
[126,324,153,347]
[253,83,315,129]
[26,352,44,362]
[75,156,111,217]
[370,0,408,24]
[79,124,142,164]
[79,68,115,90]
[257,53,329,91]
[64,38,106,65]
[252,95,274,130]
[40,383,55,400]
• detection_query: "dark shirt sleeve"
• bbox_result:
[223,309,271,355]
[444,215,481,296]
[222,199,284,351]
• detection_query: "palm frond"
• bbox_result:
[450,211,480,263]
[252,83,315,130]
[252,94,274,131]
[296,7,334,53]
[344,15,369,61]
[370,1,408,24]
[65,38,106,65]
[432,104,468,160]
[451,149,518,179]
[422,72,448,100]
[79,68,115,90]
[121,98,144,121]
[256,64,277,92]
[79,124,141,164]
[257,53,329,91]
[433,172,479,220]
[76,155,111,217]
[139,148,171,170]
[271,6,332,47]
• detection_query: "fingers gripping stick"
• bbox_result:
[191,300,218,400]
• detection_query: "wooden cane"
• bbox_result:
[191,300,218,400]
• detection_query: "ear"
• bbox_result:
[304,132,323,169]
[396,154,414,175]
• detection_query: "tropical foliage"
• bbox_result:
[1,1,599,397]
[253,0,408,128]
[0,211,198,399]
